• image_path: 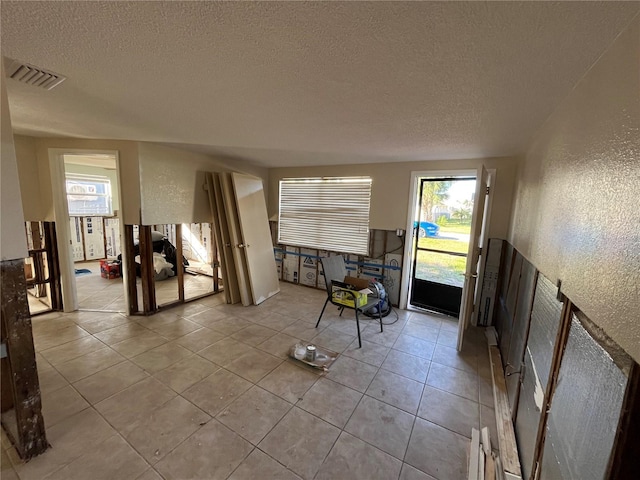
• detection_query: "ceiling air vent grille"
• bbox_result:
[6,59,66,90]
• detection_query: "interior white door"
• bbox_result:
[457,165,489,350]
[231,172,280,305]
[220,173,252,306]
[205,173,241,304]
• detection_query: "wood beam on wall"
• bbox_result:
[0,259,49,459]
[138,226,156,314]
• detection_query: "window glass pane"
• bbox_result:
[66,175,112,216]
[278,177,372,255]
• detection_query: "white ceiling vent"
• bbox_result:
[4,58,66,90]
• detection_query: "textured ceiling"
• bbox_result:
[2,1,638,167]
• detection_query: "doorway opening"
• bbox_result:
[62,152,126,312]
[409,176,476,317]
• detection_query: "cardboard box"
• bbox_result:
[100,259,121,279]
[331,276,372,308]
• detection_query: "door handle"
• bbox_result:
[238,243,250,248]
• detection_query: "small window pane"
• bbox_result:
[66,175,113,216]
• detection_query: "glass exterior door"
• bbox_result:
[410,177,476,316]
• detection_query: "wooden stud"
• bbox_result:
[607,362,640,479]
[123,224,139,315]
[29,222,46,297]
[488,344,522,479]
[102,217,108,260]
[0,259,49,459]
[138,225,156,314]
[176,223,185,302]
[43,222,63,311]
[79,217,87,262]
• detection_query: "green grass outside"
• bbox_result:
[418,237,468,254]
[438,222,472,234]
[415,250,466,287]
[414,221,471,286]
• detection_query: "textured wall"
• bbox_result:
[20,137,142,224]
[1,68,28,260]
[509,16,640,361]
[13,135,43,221]
[138,143,268,225]
[269,156,517,236]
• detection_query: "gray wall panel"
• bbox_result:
[527,274,563,389]
[540,314,630,480]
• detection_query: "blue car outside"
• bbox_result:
[413,221,439,237]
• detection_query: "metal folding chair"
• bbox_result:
[315,255,383,348]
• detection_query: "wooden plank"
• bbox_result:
[176,224,185,302]
[0,259,49,459]
[482,426,492,454]
[489,344,522,478]
[138,225,156,314]
[485,454,496,480]
[469,428,480,480]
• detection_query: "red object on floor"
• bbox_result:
[100,260,120,279]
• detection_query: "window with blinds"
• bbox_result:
[278,177,372,255]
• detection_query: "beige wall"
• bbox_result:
[12,137,142,224]
[269,156,517,237]
[509,17,640,362]
[1,70,28,260]
[138,142,269,225]
[13,135,44,221]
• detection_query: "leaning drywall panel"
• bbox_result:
[82,217,105,260]
[505,258,537,412]
[69,217,84,262]
[283,246,299,284]
[540,313,631,480]
[499,251,524,364]
[105,218,120,259]
[498,242,514,305]
[477,238,505,326]
[300,248,318,287]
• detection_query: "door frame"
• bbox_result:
[48,148,126,312]
[400,168,495,320]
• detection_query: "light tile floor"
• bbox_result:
[70,260,217,312]
[2,282,497,480]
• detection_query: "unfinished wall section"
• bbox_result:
[508,15,640,362]
[271,224,405,306]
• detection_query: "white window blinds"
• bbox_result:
[278,177,372,255]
